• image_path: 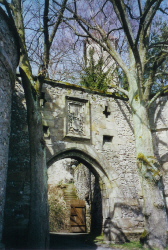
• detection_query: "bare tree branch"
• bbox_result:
[147,85,168,108]
[159,7,168,15]
[107,84,129,96]
[109,0,135,48]
[49,0,68,46]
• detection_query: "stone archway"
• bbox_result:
[47,148,111,184]
[47,148,112,236]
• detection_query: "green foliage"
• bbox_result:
[81,49,112,92]
[48,185,70,232]
[110,241,143,249]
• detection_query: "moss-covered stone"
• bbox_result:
[140,229,148,244]
[134,94,139,101]
[137,153,160,181]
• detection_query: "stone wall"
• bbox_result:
[1,5,168,243]
[0,9,19,245]
[3,84,30,245]
[149,96,168,208]
[5,79,168,243]
[41,82,168,241]
[42,82,143,241]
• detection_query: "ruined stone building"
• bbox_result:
[0,8,168,248]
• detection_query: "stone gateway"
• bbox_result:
[4,79,168,246]
[0,10,168,248]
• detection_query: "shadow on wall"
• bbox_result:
[149,97,168,131]
[115,99,134,134]
[149,97,168,163]
[41,86,67,161]
[90,176,102,236]
[149,97,168,212]
[3,84,30,248]
[103,202,143,243]
[160,153,168,215]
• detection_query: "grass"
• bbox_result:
[90,236,168,250]
[109,241,168,250]
[109,241,143,249]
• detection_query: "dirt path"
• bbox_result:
[49,233,120,250]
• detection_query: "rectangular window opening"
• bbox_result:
[43,125,49,138]
[40,92,47,107]
[103,135,113,145]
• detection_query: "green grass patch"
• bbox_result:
[109,241,168,250]
[109,241,143,249]
[93,234,104,243]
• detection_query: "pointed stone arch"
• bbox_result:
[47,148,116,237]
[48,148,109,180]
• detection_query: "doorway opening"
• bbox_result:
[47,158,102,236]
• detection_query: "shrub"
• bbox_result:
[48,185,70,232]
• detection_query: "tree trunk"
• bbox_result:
[20,68,49,249]
[131,99,167,249]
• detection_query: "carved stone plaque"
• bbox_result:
[65,97,90,139]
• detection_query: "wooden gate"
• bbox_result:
[70,200,86,233]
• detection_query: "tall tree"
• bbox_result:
[0,0,67,248]
[55,0,168,248]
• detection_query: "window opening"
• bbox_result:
[103,135,113,145]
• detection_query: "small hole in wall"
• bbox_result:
[43,125,49,138]
[40,92,47,107]
[103,135,113,145]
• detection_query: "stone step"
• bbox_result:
[63,184,78,203]
[64,195,77,197]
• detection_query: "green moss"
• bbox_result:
[74,163,82,171]
[93,234,104,243]
[31,85,37,101]
[134,94,139,101]
[57,80,77,86]
[114,92,120,97]
[137,153,150,166]
[137,153,160,181]
[140,230,149,247]
[140,229,148,239]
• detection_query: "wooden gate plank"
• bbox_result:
[70,200,86,233]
